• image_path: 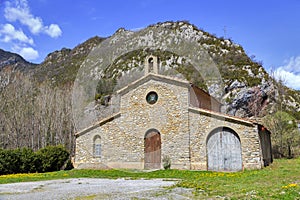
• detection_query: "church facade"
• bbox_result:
[74,56,272,172]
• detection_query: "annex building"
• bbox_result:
[74,55,272,172]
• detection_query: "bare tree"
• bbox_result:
[0,72,75,153]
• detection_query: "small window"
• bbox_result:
[93,135,101,157]
[94,144,101,157]
[146,91,158,104]
[148,57,154,72]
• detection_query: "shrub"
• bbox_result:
[162,155,171,170]
[0,149,17,175]
[0,146,70,175]
[62,158,74,170]
[36,145,70,172]
[18,148,38,173]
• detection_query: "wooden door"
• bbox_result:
[207,128,242,171]
[144,130,161,169]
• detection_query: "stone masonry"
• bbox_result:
[74,55,269,171]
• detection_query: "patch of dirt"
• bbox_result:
[0,178,194,199]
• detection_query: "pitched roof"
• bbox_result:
[75,112,121,137]
[117,73,190,95]
[188,106,255,126]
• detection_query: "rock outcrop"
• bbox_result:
[1,21,299,120]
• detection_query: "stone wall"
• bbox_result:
[75,78,191,169]
[188,107,263,170]
[75,75,264,171]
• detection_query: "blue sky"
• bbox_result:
[1,0,300,89]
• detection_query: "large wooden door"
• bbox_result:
[207,128,242,171]
[144,130,161,169]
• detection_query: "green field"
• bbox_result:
[1,158,299,199]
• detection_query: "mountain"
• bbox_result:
[0,49,36,71]
[33,36,105,85]
[1,21,300,120]
[0,49,37,88]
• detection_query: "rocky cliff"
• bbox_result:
[1,21,299,120]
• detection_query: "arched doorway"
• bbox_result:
[144,129,161,169]
[207,127,242,171]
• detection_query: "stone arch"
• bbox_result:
[144,128,161,169]
[148,57,154,71]
[93,135,101,157]
[206,127,242,171]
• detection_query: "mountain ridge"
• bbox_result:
[0,49,37,71]
[1,21,299,120]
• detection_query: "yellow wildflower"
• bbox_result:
[282,183,298,189]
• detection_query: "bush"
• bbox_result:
[0,146,70,175]
[162,155,171,170]
[62,158,74,170]
[36,145,70,172]
[18,148,38,173]
[0,149,20,175]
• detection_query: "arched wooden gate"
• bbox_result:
[144,129,161,169]
[207,127,242,171]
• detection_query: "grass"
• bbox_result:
[1,158,300,199]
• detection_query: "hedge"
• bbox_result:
[0,145,70,175]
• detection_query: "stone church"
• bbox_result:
[74,55,272,172]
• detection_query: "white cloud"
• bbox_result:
[281,56,300,74]
[0,0,63,62]
[4,0,62,38]
[274,56,300,90]
[17,47,39,61]
[44,24,62,38]
[0,23,34,45]
[4,0,43,34]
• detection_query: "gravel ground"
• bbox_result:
[0,178,194,200]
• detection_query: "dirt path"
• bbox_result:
[0,178,193,199]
